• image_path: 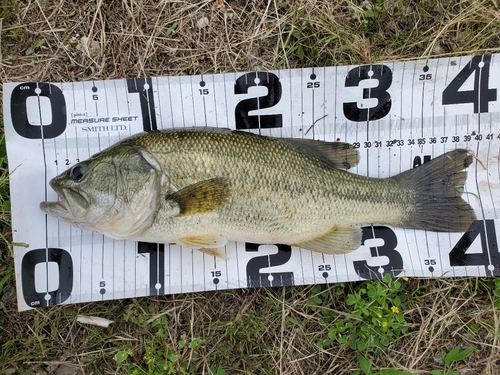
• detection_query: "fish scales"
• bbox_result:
[40,127,476,256]
[129,130,406,235]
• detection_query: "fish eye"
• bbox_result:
[70,164,87,181]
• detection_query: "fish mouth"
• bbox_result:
[40,180,89,219]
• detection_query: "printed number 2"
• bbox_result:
[343,64,393,122]
[353,226,403,279]
[234,72,283,129]
[245,243,294,287]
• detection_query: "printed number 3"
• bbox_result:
[353,226,403,279]
[343,64,393,122]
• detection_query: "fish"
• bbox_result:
[40,127,476,258]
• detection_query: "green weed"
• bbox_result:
[209,365,226,375]
[493,278,500,309]
[225,310,267,346]
[116,313,205,375]
[353,353,416,375]
[429,345,475,375]
[312,274,410,352]
[25,39,45,55]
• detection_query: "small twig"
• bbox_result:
[305,114,328,136]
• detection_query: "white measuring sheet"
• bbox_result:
[4,54,500,311]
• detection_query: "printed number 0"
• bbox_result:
[343,65,393,122]
[20,248,73,308]
[10,83,67,139]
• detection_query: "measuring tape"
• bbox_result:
[4,54,500,311]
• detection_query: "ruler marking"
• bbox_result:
[179,76,187,128]
[180,245,183,292]
[365,64,371,176]
[343,252,351,282]
[103,80,109,117]
[155,77,163,131]
[235,242,241,288]
[399,62,405,177]
[189,75,197,126]
[223,245,228,290]
[222,72,229,129]
[34,82,53,304]
[298,247,305,284]
[310,250,316,284]
[191,248,194,292]
[167,244,171,295]
[211,74,219,128]
[474,56,495,271]
[167,76,174,129]
[301,68,304,137]
[7,54,500,310]
[89,231,94,300]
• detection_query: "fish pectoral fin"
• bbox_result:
[178,235,228,259]
[296,226,362,254]
[280,138,360,169]
[164,177,230,217]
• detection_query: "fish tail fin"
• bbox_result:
[393,149,476,232]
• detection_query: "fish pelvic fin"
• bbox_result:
[178,235,229,259]
[394,149,476,232]
[165,177,230,216]
[280,138,360,169]
[295,225,362,254]
[197,247,229,259]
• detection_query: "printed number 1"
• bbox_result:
[127,78,157,131]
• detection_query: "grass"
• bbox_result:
[1,0,500,374]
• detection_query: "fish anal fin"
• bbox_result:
[281,138,360,169]
[178,235,228,259]
[165,177,230,216]
[296,226,362,254]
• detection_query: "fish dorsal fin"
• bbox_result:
[178,235,228,259]
[280,138,360,169]
[164,177,230,217]
[295,225,362,254]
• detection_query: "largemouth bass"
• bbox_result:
[40,127,476,258]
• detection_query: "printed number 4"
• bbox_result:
[442,55,497,113]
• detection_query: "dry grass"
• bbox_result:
[1,0,500,374]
